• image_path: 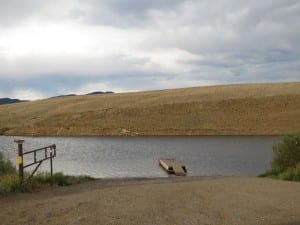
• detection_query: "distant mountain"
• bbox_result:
[50,94,77,99]
[86,91,114,95]
[0,98,26,105]
[50,91,114,99]
[0,92,114,105]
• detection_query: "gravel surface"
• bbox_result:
[0,177,299,225]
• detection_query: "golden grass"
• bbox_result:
[0,82,299,136]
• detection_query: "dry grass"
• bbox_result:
[0,82,299,136]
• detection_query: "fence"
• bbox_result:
[14,140,56,181]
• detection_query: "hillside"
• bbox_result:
[0,82,299,136]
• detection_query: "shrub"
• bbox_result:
[258,166,284,178]
[0,152,16,176]
[279,162,300,181]
[271,133,300,171]
[0,174,33,195]
[260,133,300,181]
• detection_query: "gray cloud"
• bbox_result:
[0,0,299,99]
[79,0,183,27]
[0,0,42,26]
[90,0,182,14]
[0,71,179,99]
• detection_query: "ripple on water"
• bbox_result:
[0,136,278,178]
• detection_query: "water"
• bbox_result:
[0,136,279,178]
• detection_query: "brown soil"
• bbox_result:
[0,82,299,136]
[0,177,299,225]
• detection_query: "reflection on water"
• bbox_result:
[0,136,278,178]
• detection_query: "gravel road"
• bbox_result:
[0,177,299,225]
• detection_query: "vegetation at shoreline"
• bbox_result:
[34,172,94,186]
[259,133,300,181]
[0,152,94,195]
[0,82,299,136]
[0,152,28,194]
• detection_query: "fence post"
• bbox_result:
[50,152,53,176]
[14,140,24,182]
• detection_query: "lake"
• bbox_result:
[0,136,279,178]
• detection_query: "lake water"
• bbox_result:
[0,136,279,178]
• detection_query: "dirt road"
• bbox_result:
[0,177,299,225]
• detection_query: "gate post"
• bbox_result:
[50,152,53,176]
[14,140,24,181]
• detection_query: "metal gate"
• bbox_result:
[14,140,56,181]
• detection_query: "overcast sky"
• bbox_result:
[0,0,299,100]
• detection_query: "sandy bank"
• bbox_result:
[0,176,299,225]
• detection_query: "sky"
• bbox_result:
[0,0,299,100]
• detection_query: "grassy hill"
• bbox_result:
[0,82,299,136]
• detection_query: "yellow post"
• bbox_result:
[14,140,24,181]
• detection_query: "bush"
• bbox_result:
[279,162,300,181]
[0,152,16,176]
[271,133,300,171]
[260,133,300,182]
[258,166,284,178]
[0,174,33,195]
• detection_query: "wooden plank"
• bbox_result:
[159,158,187,176]
[173,164,186,176]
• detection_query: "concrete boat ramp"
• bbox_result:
[158,159,187,176]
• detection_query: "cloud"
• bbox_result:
[75,82,139,95]
[0,0,299,99]
[0,0,42,26]
[10,89,47,100]
[0,0,79,27]
[79,0,184,27]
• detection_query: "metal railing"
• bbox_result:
[14,140,56,181]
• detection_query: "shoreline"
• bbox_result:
[0,134,283,137]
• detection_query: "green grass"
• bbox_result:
[0,152,16,176]
[0,151,94,195]
[259,163,300,182]
[259,167,284,178]
[33,172,94,186]
[0,172,94,196]
[0,174,31,194]
[279,163,300,181]
[0,152,26,194]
